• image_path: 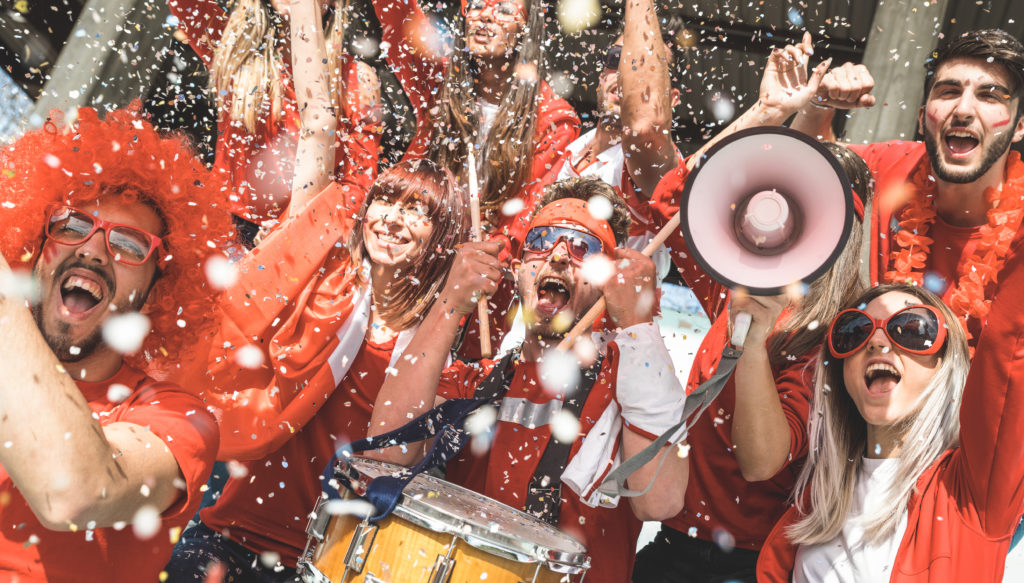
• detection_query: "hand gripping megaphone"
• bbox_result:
[680,126,856,346]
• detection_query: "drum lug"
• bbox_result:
[306,498,332,542]
[343,519,379,575]
[427,533,459,583]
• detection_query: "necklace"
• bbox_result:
[884,153,1024,343]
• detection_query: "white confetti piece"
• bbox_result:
[234,345,265,369]
[259,551,281,568]
[550,409,580,443]
[465,404,497,435]
[325,498,378,518]
[501,197,525,217]
[580,253,614,286]
[538,348,580,396]
[101,312,151,354]
[587,195,613,220]
[106,383,132,403]
[204,254,238,290]
[0,269,40,303]
[131,505,161,540]
[557,0,600,34]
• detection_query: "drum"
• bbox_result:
[297,458,590,583]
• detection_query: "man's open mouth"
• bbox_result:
[60,274,105,315]
[536,276,570,315]
[944,130,979,157]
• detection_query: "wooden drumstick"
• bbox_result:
[557,212,681,351]
[466,148,493,358]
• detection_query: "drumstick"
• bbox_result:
[557,212,681,351]
[466,148,493,358]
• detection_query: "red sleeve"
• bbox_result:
[115,381,219,524]
[437,359,494,400]
[167,0,227,65]
[772,352,815,462]
[372,0,446,120]
[500,87,581,250]
[649,164,728,320]
[222,180,363,338]
[951,249,1024,537]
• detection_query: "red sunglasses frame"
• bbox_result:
[461,0,526,22]
[44,203,164,266]
[827,304,947,358]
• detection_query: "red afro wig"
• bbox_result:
[0,104,235,374]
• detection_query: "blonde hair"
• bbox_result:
[426,0,545,218]
[209,0,349,134]
[787,284,970,545]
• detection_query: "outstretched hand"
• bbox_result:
[757,32,831,119]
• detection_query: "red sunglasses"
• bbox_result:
[827,304,947,358]
[44,204,163,266]
[462,0,526,22]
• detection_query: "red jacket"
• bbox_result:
[757,237,1024,582]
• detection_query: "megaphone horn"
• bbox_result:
[681,126,855,295]
[681,127,855,346]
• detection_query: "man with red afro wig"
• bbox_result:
[0,105,232,581]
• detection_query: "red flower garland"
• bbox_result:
[884,153,1024,343]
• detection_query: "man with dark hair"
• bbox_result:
[552,0,681,278]
[0,107,229,581]
[793,28,1024,348]
[368,177,689,583]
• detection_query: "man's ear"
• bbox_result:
[1012,108,1024,143]
[510,258,521,286]
[670,87,682,109]
[917,105,925,136]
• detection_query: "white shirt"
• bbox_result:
[556,129,672,280]
[793,457,908,583]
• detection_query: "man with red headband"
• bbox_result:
[0,107,230,582]
[367,177,688,583]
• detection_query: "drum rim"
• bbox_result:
[336,457,591,572]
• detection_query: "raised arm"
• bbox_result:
[789,61,876,141]
[366,241,504,465]
[955,252,1024,537]
[603,248,687,520]
[289,0,381,216]
[728,294,814,481]
[620,0,678,198]
[0,256,184,530]
[371,0,447,116]
[687,33,829,170]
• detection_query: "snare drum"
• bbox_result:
[297,458,590,583]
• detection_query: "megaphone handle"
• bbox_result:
[558,212,681,351]
[731,311,752,349]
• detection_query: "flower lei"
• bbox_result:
[884,153,1024,343]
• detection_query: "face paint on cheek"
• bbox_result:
[993,118,1012,128]
[926,112,940,123]
[40,242,60,264]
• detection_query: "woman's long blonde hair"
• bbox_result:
[787,284,970,545]
[209,0,349,134]
[426,0,545,217]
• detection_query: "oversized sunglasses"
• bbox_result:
[604,45,622,70]
[44,204,163,266]
[463,0,526,22]
[827,305,947,358]
[523,225,604,262]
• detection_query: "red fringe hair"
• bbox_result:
[0,104,235,375]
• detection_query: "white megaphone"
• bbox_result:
[680,126,855,347]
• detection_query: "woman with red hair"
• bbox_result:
[163,2,472,578]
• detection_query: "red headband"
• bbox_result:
[527,198,617,255]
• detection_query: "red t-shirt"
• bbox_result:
[0,365,218,582]
[201,337,393,567]
[649,165,814,549]
[168,0,381,223]
[437,348,643,583]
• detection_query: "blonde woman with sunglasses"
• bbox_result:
[757,281,1024,582]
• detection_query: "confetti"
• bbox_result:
[234,344,265,369]
[580,253,614,286]
[204,254,238,290]
[106,383,132,403]
[101,312,151,354]
[538,348,580,396]
[131,505,161,540]
[557,0,600,35]
[550,409,580,443]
